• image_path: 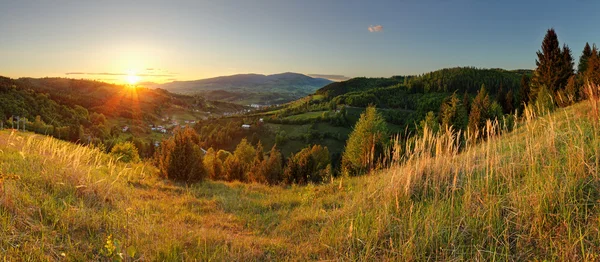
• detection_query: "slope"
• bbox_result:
[1,97,599,260]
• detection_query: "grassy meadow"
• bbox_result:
[2,95,600,260]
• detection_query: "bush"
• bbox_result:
[110,141,140,163]
[283,145,331,184]
[155,127,207,182]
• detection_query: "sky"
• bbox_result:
[1,0,599,84]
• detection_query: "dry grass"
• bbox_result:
[1,86,600,260]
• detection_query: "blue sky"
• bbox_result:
[1,0,599,83]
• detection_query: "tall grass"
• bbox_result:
[318,84,600,260]
[1,84,600,260]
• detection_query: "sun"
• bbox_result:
[126,73,141,85]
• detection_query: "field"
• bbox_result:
[2,98,600,260]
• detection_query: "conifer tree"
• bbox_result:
[584,45,600,86]
[468,85,491,133]
[578,42,593,74]
[531,29,574,98]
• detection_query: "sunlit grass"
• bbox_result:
[1,86,600,260]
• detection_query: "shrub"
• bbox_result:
[110,141,140,163]
[155,127,207,182]
[283,145,331,184]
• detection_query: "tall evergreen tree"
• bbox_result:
[584,45,600,86]
[561,44,575,86]
[578,42,593,74]
[531,29,573,98]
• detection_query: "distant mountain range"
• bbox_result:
[146,72,333,105]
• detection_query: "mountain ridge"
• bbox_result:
[148,72,333,105]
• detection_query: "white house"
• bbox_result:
[242,124,250,129]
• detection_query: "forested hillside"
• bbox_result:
[0,76,245,148]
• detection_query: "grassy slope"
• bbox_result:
[1,99,600,260]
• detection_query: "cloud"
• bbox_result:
[368,25,383,32]
[308,74,351,82]
[65,72,176,77]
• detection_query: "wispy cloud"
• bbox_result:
[308,74,351,82]
[368,25,383,32]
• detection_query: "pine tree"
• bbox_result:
[582,46,600,98]
[468,85,491,133]
[531,29,573,98]
[560,44,575,88]
[578,42,593,74]
[584,45,600,86]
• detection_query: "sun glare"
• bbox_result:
[126,73,140,85]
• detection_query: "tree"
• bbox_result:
[504,89,515,113]
[419,111,440,134]
[578,42,593,74]
[283,145,331,184]
[584,45,600,88]
[518,74,531,107]
[248,142,265,182]
[341,106,388,176]
[531,28,574,98]
[224,138,256,182]
[110,141,140,163]
[155,127,207,182]
[223,156,244,182]
[468,85,491,133]
[439,93,468,131]
[203,147,224,180]
[264,145,283,185]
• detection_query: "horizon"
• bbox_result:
[2,0,600,85]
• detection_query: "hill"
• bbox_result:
[203,67,531,165]
[150,72,333,105]
[316,67,529,98]
[1,97,599,260]
[0,76,247,156]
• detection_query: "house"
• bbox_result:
[259,118,264,123]
[242,124,250,129]
[122,126,129,132]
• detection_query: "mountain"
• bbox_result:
[150,72,333,105]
